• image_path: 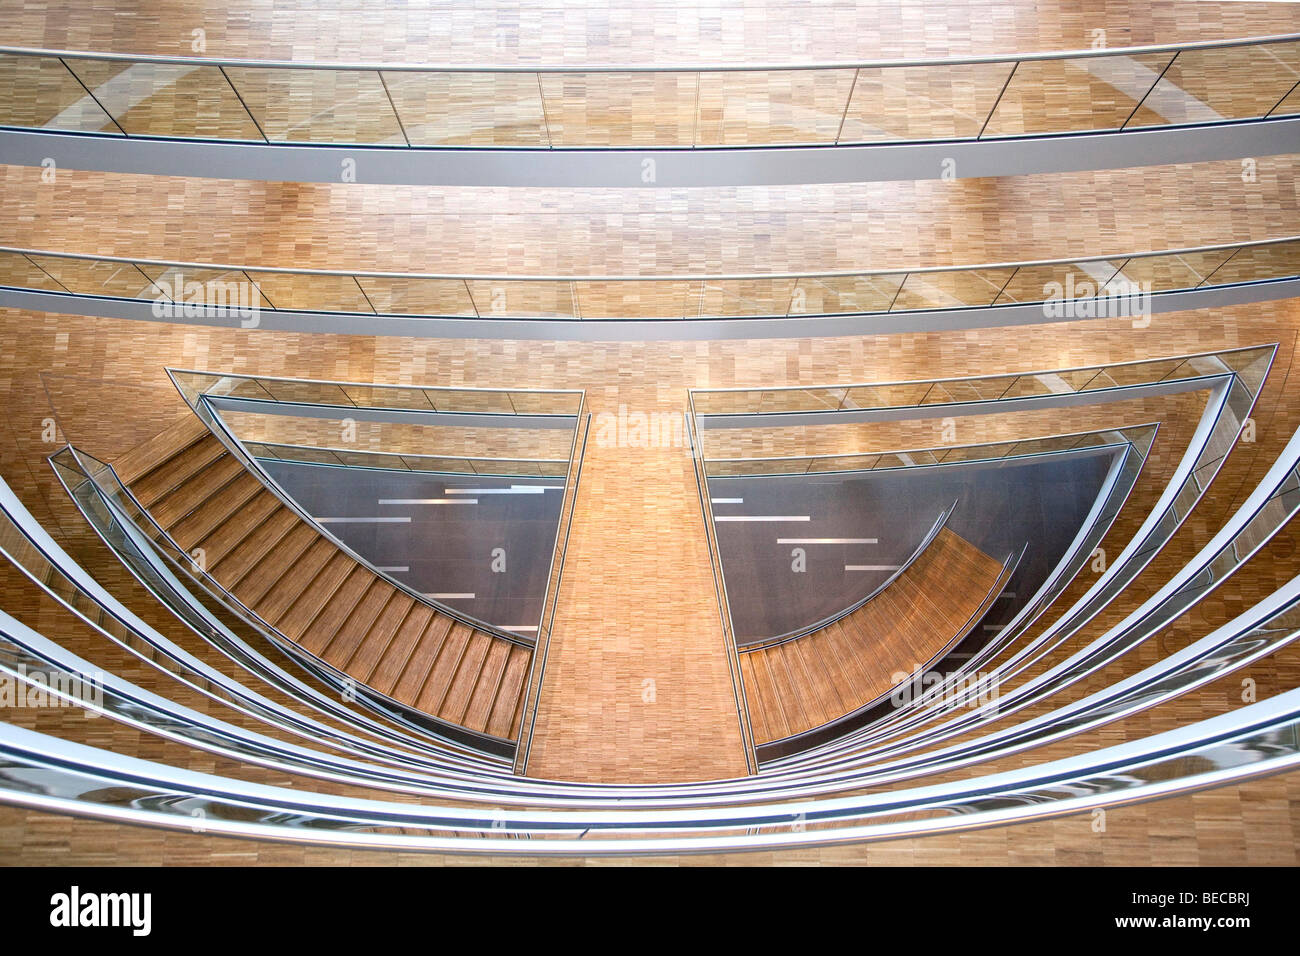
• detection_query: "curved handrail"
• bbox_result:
[4,236,1296,283]
[703,425,1142,477]
[3,237,1295,322]
[5,424,1295,818]
[69,444,529,757]
[248,440,568,478]
[3,33,1298,72]
[3,33,1298,159]
[29,458,516,773]
[0,668,1297,852]
[44,451,516,769]
[692,343,1274,410]
[770,378,1247,767]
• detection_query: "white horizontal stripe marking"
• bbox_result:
[374,566,410,573]
[844,564,901,571]
[710,497,744,504]
[778,537,879,544]
[318,516,411,524]
[502,625,539,632]
[714,515,811,522]
[444,486,545,495]
[377,498,478,505]
[424,592,476,600]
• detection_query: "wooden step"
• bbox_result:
[398,619,469,708]
[131,434,226,508]
[167,472,265,550]
[319,580,395,664]
[147,454,244,529]
[210,506,299,586]
[295,568,375,654]
[193,491,282,568]
[347,595,418,682]
[485,647,531,739]
[232,525,323,607]
[367,603,437,695]
[742,527,1006,746]
[461,638,511,732]
[112,414,211,486]
[112,415,538,750]
[257,540,342,625]
[432,630,494,723]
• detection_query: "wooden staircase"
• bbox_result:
[111,417,532,746]
[738,527,1009,748]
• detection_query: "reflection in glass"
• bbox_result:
[62,59,261,139]
[537,71,696,146]
[0,54,118,132]
[222,67,404,143]
[983,53,1173,136]
[839,62,1014,142]
[244,271,374,313]
[355,276,478,316]
[695,69,856,145]
[381,71,548,145]
[1127,41,1300,127]
[891,269,1016,310]
[26,255,158,298]
[465,280,576,318]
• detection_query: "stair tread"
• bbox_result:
[319,579,394,663]
[112,415,211,486]
[147,454,243,529]
[461,638,512,732]
[486,647,532,739]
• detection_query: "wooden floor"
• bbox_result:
[740,528,1006,745]
[0,0,1298,866]
[523,394,751,783]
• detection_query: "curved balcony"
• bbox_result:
[1,237,1296,340]
[2,35,1298,186]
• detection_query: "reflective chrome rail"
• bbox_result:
[1,236,1296,321]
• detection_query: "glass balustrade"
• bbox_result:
[1,34,1295,147]
[2,238,1296,321]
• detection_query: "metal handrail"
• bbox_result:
[757,544,1026,760]
[2,32,1296,72]
[3,235,1295,283]
[34,456,516,773]
[686,393,758,773]
[168,366,582,405]
[515,412,590,774]
[1,663,1298,851]
[692,343,1273,404]
[766,448,1300,781]
[9,417,1297,815]
[775,378,1251,767]
[702,426,1140,475]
